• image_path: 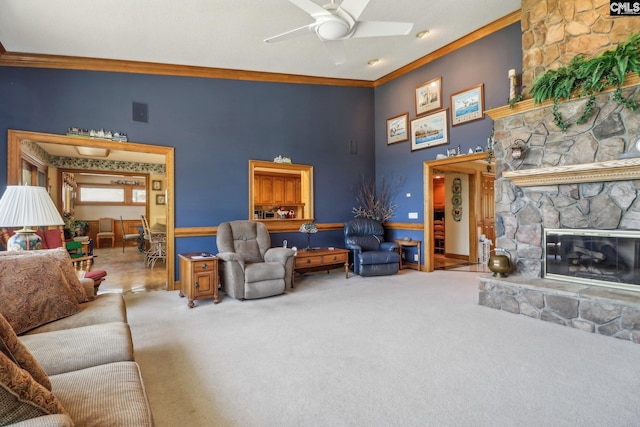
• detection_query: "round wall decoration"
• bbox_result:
[451,177,462,222]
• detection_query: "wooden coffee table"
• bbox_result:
[293,247,349,287]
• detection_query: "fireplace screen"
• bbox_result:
[544,228,640,292]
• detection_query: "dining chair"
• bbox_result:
[141,215,166,268]
[96,218,115,248]
[120,216,141,253]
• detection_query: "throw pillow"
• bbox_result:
[0,248,89,303]
[0,256,81,335]
[0,313,51,390]
[0,351,68,425]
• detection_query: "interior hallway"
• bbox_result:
[92,246,167,294]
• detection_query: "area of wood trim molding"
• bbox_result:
[374,10,521,87]
[384,222,425,231]
[503,158,640,187]
[486,74,640,120]
[0,11,520,88]
[0,51,373,88]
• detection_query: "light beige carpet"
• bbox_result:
[124,270,640,427]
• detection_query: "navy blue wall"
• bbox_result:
[0,22,521,266]
[374,23,522,241]
[0,68,375,252]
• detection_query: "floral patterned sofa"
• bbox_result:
[0,248,153,426]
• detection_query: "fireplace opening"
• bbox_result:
[544,228,640,292]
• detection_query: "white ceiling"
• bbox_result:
[0,0,521,81]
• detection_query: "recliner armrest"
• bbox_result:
[216,252,245,268]
[345,243,362,253]
[264,247,295,265]
[380,241,398,252]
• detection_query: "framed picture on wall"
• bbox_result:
[152,180,162,191]
[410,109,448,151]
[156,194,166,205]
[386,113,409,144]
[450,83,484,126]
[415,77,442,116]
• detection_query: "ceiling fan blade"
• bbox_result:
[323,40,347,65]
[339,0,370,21]
[264,24,313,43]
[351,21,414,38]
[289,0,332,18]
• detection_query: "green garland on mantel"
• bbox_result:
[529,32,640,131]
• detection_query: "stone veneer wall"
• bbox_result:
[479,275,640,343]
[521,0,640,91]
[492,85,640,277]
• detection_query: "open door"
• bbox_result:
[423,153,493,272]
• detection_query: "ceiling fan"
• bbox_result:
[264,0,414,65]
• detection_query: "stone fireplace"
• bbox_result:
[478,81,640,344]
[477,2,640,344]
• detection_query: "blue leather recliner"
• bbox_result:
[344,218,400,277]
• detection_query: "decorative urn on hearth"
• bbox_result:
[488,248,511,278]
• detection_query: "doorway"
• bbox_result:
[7,129,176,290]
[423,152,494,272]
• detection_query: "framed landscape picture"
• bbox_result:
[415,77,442,116]
[411,109,448,151]
[386,113,409,144]
[450,83,484,126]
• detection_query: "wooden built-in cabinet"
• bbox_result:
[254,172,304,218]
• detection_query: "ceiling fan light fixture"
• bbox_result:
[416,29,430,39]
[315,18,350,40]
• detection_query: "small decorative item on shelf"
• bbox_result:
[67,127,128,142]
[299,222,318,251]
[273,155,292,164]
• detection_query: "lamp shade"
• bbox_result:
[0,186,64,228]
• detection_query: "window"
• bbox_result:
[132,188,146,203]
[80,186,124,202]
[77,184,145,205]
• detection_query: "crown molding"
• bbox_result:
[0,51,374,88]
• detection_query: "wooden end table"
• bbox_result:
[293,247,349,287]
[178,253,219,308]
[395,239,422,271]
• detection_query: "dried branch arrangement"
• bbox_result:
[351,175,404,223]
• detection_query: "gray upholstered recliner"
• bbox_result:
[216,220,295,300]
[344,218,400,277]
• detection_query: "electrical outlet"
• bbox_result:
[408,212,418,219]
[401,252,405,259]
[414,254,419,262]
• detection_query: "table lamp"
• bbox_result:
[299,222,318,251]
[0,186,65,251]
